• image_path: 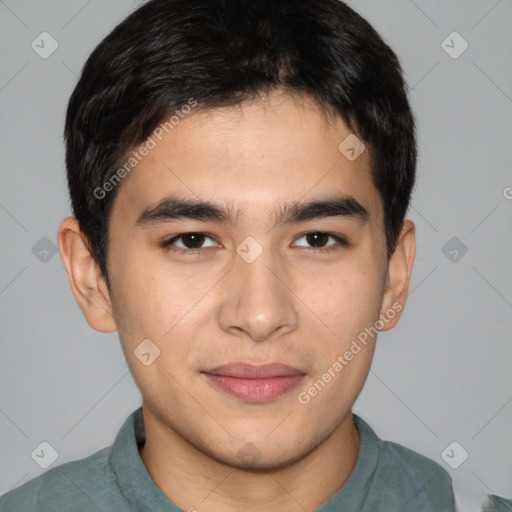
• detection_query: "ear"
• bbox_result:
[378,219,416,331]
[57,217,117,333]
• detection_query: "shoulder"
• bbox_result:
[378,437,454,493]
[354,415,456,511]
[0,447,121,512]
[482,494,512,512]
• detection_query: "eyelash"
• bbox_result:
[160,232,349,255]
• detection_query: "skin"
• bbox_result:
[58,89,415,512]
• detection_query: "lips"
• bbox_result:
[202,363,306,403]
[205,363,305,379]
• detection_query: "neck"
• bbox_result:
[138,407,360,512]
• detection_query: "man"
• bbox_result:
[0,0,458,510]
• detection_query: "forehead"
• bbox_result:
[111,90,382,228]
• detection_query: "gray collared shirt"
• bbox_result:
[0,407,457,511]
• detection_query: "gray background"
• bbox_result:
[1,0,511,510]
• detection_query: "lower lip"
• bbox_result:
[203,374,305,403]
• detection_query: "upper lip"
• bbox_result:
[203,363,306,379]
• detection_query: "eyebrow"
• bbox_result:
[135,194,369,228]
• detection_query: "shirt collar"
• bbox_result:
[109,407,378,511]
[316,413,380,510]
[108,406,182,511]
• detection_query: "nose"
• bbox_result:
[218,242,299,342]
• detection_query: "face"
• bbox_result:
[82,90,408,468]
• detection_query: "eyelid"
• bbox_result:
[292,232,349,253]
[293,232,348,245]
[161,232,219,251]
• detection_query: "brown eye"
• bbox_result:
[161,232,218,252]
[305,232,329,247]
[293,232,348,252]
[180,233,207,249]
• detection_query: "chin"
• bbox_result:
[204,433,316,472]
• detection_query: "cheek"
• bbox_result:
[111,254,226,374]
[111,249,195,333]
[306,266,382,339]
[110,260,201,393]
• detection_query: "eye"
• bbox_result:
[293,232,348,252]
[161,231,348,255]
[161,232,219,254]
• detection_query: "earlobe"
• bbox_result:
[57,216,117,333]
[378,219,416,332]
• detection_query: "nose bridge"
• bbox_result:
[236,238,282,299]
[219,236,298,341]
